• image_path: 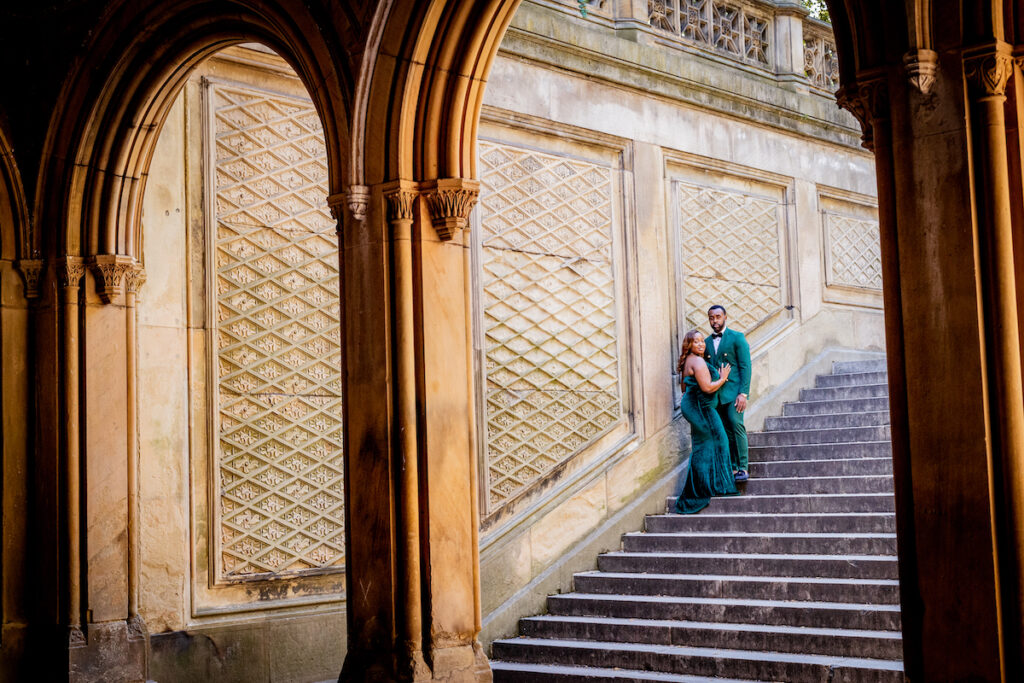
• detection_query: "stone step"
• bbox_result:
[832,359,889,374]
[749,440,891,461]
[491,638,904,683]
[666,492,896,514]
[749,456,892,479]
[783,397,890,416]
[800,383,889,401]
[572,571,901,604]
[517,615,904,660]
[621,531,897,556]
[597,551,899,579]
[545,593,903,631]
[765,410,890,431]
[749,425,890,447]
[491,660,757,683]
[645,512,896,534]
[816,371,889,388]
[741,474,894,496]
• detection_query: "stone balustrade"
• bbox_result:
[550,0,840,91]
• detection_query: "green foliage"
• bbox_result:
[803,0,831,22]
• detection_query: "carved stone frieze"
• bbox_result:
[963,43,1014,99]
[421,178,480,240]
[57,257,86,289]
[89,254,134,303]
[15,258,44,299]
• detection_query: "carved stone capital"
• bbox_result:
[383,183,418,224]
[836,75,889,151]
[125,264,147,298]
[89,254,134,303]
[421,178,480,240]
[904,49,939,95]
[964,43,1014,99]
[346,185,370,223]
[57,257,86,289]
[15,259,44,299]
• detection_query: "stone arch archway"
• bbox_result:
[25,3,364,679]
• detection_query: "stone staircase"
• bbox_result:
[490,358,904,682]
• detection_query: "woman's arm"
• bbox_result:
[688,357,730,393]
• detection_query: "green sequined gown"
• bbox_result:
[675,360,738,514]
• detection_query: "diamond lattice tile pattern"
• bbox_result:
[678,182,783,333]
[212,83,344,578]
[826,213,882,290]
[479,141,623,511]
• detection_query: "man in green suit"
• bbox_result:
[704,305,752,481]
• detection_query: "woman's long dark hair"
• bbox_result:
[677,329,702,374]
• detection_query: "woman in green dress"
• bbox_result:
[675,329,738,514]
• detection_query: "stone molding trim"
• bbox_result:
[15,258,44,299]
[58,256,87,289]
[963,42,1014,99]
[383,182,418,223]
[89,254,135,303]
[904,48,939,94]
[421,177,480,240]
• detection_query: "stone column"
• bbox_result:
[418,177,489,681]
[963,41,1024,679]
[383,180,430,680]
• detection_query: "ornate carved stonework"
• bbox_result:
[824,212,883,290]
[677,181,784,332]
[422,178,480,240]
[89,254,134,303]
[384,185,417,223]
[904,49,939,95]
[15,259,44,299]
[964,44,1014,99]
[346,184,370,223]
[478,141,623,511]
[125,265,147,298]
[58,257,86,289]
[209,80,345,580]
[68,626,86,648]
[836,77,888,151]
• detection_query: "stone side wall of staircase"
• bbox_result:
[490,358,903,682]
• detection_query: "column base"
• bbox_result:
[68,619,148,683]
[341,641,491,682]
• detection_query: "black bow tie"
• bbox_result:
[711,333,722,339]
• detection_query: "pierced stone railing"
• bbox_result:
[547,0,840,92]
[648,0,773,68]
[803,17,840,91]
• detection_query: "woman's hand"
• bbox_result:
[719,363,731,381]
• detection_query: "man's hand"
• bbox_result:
[735,394,747,413]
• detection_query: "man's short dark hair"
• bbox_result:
[708,304,727,316]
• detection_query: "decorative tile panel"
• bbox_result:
[677,182,784,333]
[478,141,623,511]
[210,82,344,579]
[825,212,882,290]
[649,0,771,68]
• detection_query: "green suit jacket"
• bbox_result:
[704,327,751,406]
